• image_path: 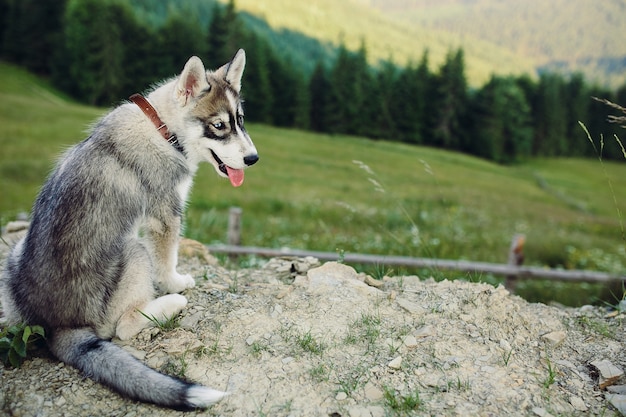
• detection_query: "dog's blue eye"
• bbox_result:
[212,122,225,130]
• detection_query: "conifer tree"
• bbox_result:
[563,73,590,156]
[1,0,66,74]
[63,0,124,105]
[240,31,273,123]
[469,75,532,162]
[207,0,242,69]
[158,12,206,79]
[533,73,568,156]
[391,60,427,144]
[309,62,333,132]
[431,48,468,150]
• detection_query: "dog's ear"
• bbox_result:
[175,56,210,106]
[215,49,246,93]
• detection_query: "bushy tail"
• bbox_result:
[49,328,228,409]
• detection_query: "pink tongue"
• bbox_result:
[225,166,245,187]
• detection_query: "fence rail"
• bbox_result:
[210,207,625,291]
[206,243,625,285]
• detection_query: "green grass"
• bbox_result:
[2,62,626,306]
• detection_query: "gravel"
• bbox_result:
[1,237,625,417]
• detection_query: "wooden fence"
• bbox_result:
[206,208,625,292]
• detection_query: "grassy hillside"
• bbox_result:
[218,0,536,86]
[1,63,625,306]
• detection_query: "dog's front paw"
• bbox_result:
[166,272,196,293]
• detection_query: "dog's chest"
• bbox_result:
[175,176,193,204]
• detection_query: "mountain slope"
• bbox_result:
[358,0,626,87]
[222,0,537,86]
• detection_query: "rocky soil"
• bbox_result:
[1,230,625,417]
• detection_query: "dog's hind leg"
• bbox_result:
[116,293,188,340]
[98,239,189,341]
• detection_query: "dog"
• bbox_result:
[0,49,258,409]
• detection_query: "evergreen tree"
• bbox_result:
[309,61,333,132]
[327,42,370,135]
[207,0,243,70]
[363,61,396,139]
[431,49,468,150]
[116,2,160,97]
[158,12,207,79]
[391,60,427,144]
[469,76,533,163]
[267,52,306,127]
[533,73,568,156]
[1,0,67,74]
[63,0,125,105]
[240,31,273,123]
[564,73,590,156]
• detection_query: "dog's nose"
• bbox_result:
[244,154,259,166]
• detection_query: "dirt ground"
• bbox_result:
[1,235,625,417]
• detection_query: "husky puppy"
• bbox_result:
[0,50,258,409]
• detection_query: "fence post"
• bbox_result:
[228,207,242,246]
[505,234,525,293]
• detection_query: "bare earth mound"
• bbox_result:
[1,236,625,417]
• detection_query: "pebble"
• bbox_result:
[270,304,283,317]
[590,359,624,389]
[363,382,383,401]
[532,407,554,417]
[607,385,626,394]
[388,356,402,369]
[413,325,435,338]
[569,395,587,411]
[364,275,384,288]
[607,394,626,415]
[540,331,566,347]
[395,297,426,314]
[335,391,348,401]
[401,335,418,348]
[179,311,203,329]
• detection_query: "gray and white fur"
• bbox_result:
[0,49,258,409]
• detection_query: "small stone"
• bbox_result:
[414,325,435,338]
[245,336,256,346]
[499,339,512,351]
[541,331,566,347]
[276,286,293,299]
[395,297,425,314]
[363,382,383,401]
[579,305,595,313]
[402,335,418,348]
[271,304,283,318]
[569,395,587,411]
[607,394,626,415]
[335,391,348,401]
[388,356,402,369]
[364,275,384,288]
[607,385,626,395]
[590,359,624,389]
[179,311,203,329]
[54,396,67,407]
[532,407,554,417]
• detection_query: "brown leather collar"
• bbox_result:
[129,93,184,154]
